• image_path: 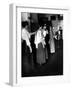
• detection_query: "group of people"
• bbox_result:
[21,21,55,74]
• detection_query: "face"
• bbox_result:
[39,26,42,30]
[43,25,46,29]
[59,27,62,30]
[25,25,28,30]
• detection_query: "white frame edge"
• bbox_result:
[9,4,17,86]
[9,3,70,86]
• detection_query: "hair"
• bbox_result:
[21,21,28,28]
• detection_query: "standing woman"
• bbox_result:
[49,26,55,53]
[34,26,47,65]
[42,24,49,60]
[21,21,32,75]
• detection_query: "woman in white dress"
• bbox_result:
[34,25,48,65]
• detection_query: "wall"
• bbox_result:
[21,13,30,21]
[31,13,38,23]
[52,20,63,32]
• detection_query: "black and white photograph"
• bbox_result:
[21,12,63,77]
[9,4,70,86]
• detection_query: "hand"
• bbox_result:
[46,30,48,34]
[30,47,32,53]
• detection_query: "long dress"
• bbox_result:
[36,43,45,65]
[34,29,46,65]
[49,27,55,53]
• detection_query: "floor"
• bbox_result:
[22,39,63,77]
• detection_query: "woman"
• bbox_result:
[21,21,34,75]
[42,24,48,60]
[34,25,48,65]
[49,27,55,53]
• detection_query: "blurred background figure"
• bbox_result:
[42,24,49,60]
[49,26,55,53]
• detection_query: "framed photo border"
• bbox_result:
[9,4,70,86]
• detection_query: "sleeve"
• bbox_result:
[22,30,25,40]
[22,29,27,40]
[34,32,38,48]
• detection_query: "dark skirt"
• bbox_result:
[22,40,33,75]
[36,43,46,65]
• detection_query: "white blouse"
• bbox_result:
[34,29,48,48]
[22,28,31,47]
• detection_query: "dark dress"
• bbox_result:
[22,40,33,76]
[36,43,46,65]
